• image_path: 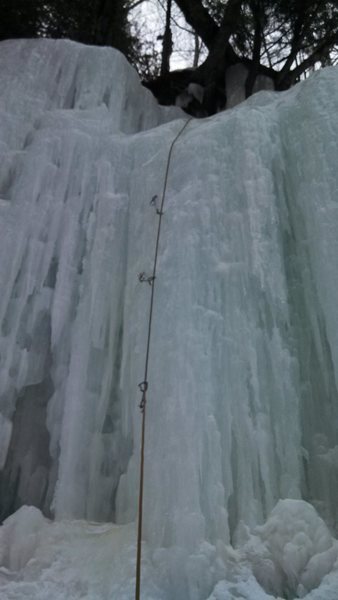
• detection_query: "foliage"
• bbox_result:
[182,0,338,87]
[0,0,140,63]
[0,0,43,40]
[2,0,338,110]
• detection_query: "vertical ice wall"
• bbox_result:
[1,38,338,599]
[0,39,181,521]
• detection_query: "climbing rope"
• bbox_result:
[135,116,193,600]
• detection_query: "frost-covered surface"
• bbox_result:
[1,502,338,600]
[1,39,338,599]
[225,64,274,109]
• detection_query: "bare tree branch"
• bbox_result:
[283,30,338,87]
[173,0,220,49]
[128,0,147,10]
[276,0,326,87]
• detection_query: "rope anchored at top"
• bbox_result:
[135,117,193,600]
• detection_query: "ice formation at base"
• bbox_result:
[1,39,338,599]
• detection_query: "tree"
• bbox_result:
[2,0,338,115]
[176,0,338,86]
[0,0,43,41]
[90,0,139,61]
[144,0,338,114]
[0,0,142,65]
[160,0,174,75]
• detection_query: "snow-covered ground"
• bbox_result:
[1,39,338,599]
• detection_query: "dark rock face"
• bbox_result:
[143,68,227,117]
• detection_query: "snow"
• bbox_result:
[0,38,338,599]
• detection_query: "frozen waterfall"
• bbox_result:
[1,39,338,600]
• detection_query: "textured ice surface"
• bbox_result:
[225,64,274,109]
[1,39,338,599]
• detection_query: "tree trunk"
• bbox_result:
[245,1,263,98]
[160,0,173,76]
[193,33,201,68]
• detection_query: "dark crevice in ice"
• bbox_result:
[43,257,58,289]
[0,375,54,522]
[0,309,57,521]
[102,321,133,522]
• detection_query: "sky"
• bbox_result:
[133,0,205,70]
